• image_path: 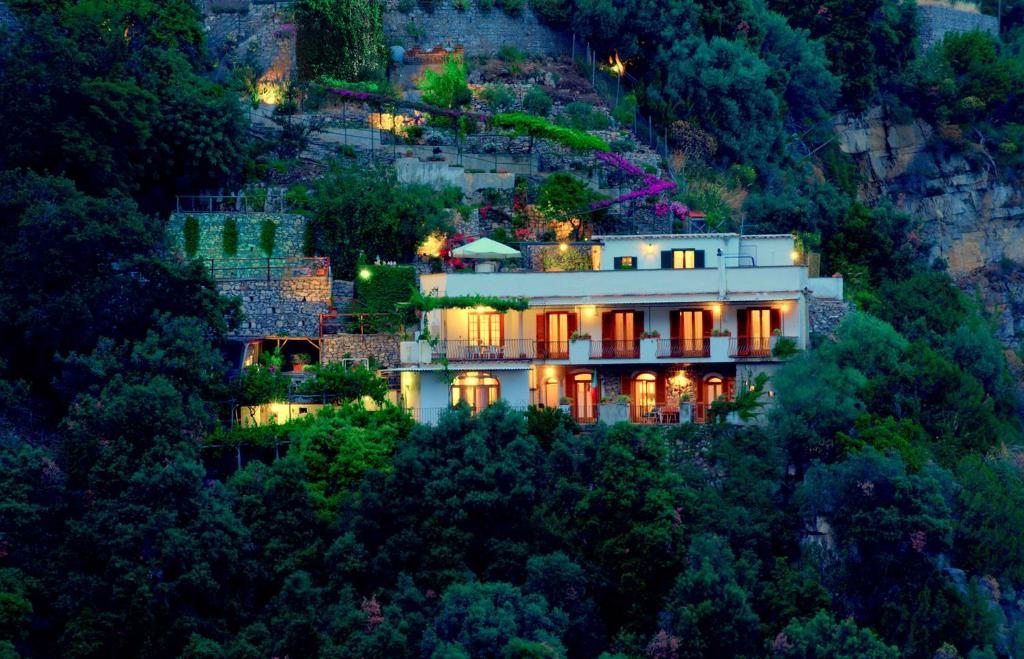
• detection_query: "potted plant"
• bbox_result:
[639,330,660,338]
[639,330,660,359]
[558,395,572,414]
[678,392,693,423]
[569,331,591,362]
[291,353,312,372]
[598,394,630,424]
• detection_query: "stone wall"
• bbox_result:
[807,296,852,342]
[219,276,331,338]
[322,333,401,368]
[917,3,998,51]
[203,1,296,79]
[168,212,309,259]
[383,1,569,55]
[395,157,515,199]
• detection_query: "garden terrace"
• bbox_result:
[207,257,330,281]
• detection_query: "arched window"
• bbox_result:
[451,372,500,412]
[633,372,657,419]
[572,372,594,422]
[705,375,724,402]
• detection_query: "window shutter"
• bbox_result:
[536,313,546,343]
[497,315,504,345]
[701,309,714,336]
[695,377,705,403]
[670,311,680,340]
[621,374,630,401]
[613,257,622,270]
[634,310,645,334]
[655,374,666,404]
[770,308,782,334]
[661,250,673,268]
[694,250,705,268]
[736,309,748,337]
[601,312,613,341]
[567,313,578,336]
[726,377,736,401]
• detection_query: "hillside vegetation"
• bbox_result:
[0,1,1023,658]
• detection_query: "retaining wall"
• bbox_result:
[168,212,308,259]
[322,333,401,368]
[917,4,998,50]
[219,277,331,338]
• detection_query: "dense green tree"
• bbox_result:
[295,0,388,82]
[772,610,900,658]
[953,456,1024,583]
[293,160,457,277]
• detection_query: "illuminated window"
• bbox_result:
[451,372,500,412]
[468,313,502,346]
[673,249,695,269]
[614,256,637,270]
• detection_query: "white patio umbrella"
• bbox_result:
[450,237,521,260]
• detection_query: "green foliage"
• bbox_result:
[0,0,246,201]
[234,350,290,423]
[289,404,412,514]
[352,263,418,329]
[537,172,606,238]
[408,290,530,313]
[953,456,1024,583]
[222,217,239,257]
[530,0,570,23]
[497,0,524,17]
[479,83,515,112]
[417,55,471,110]
[523,85,553,117]
[298,363,389,402]
[558,101,610,130]
[183,215,200,258]
[292,160,456,277]
[771,335,798,359]
[774,610,900,658]
[709,371,769,422]
[612,92,638,126]
[493,113,610,151]
[295,0,388,81]
[258,219,277,257]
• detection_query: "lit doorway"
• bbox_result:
[572,373,593,422]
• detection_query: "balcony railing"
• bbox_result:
[537,340,570,359]
[431,339,536,361]
[656,338,711,358]
[728,336,795,358]
[590,340,640,359]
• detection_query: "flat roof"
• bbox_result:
[591,233,795,241]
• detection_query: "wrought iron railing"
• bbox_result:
[656,338,711,358]
[176,193,288,213]
[536,340,570,359]
[320,312,399,336]
[728,336,795,358]
[405,405,530,425]
[431,339,536,361]
[591,340,640,359]
[206,257,329,281]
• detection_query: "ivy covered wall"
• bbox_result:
[167,212,308,259]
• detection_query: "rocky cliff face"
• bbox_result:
[835,107,1024,348]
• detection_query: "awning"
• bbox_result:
[450,237,521,259]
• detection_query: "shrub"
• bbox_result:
[498,45,526,64]
[531,0,570,23]
[612,93,637,126]
[259,219,277,256]
[298,363,388,402]
[452,0,469,9]
[523,85,553,117]
[609,138,635,153]
[497,0,523,17]
[183,215,200,258]
[539,245,590,271]
[397,0,415,11]
[418,55,470,109]
[480,84,515,112]
[222,217,239,256]
[559,102,608,130]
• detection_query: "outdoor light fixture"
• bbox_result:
[358,268,372,281]
[559,242,569,252]
[582,305,596,318]
[645,242,655,253]
[791,251,800,263]
[712,303,722,315]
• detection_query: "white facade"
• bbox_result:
[396,234,842,424]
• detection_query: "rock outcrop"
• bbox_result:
[834,107,1024,347]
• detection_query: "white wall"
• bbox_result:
[593,235,796,270]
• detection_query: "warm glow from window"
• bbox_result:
[673,249,695,269]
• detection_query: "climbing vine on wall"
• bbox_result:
[296,0,388,82]
[183,215,200,258]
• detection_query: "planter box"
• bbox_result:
[399,341,419,364]
[418,340,433,364]
[679,402,693,424]
[568,339,591,363]
[558,404,571,415]
[639,337,658,361]
[709,336,731,361]
[598,402,629,424]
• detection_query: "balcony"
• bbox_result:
[537,340,570,360]
[728,336,796,358]
[431,339,536,362]
[590,340,641,359]
[656,338,711,358]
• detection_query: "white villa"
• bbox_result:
[394,233,844,425]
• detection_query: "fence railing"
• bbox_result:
[320,312,400,336]
[536,340,570,360]
[656,338,711,358]
[405,405,530,425]
[431,339,536,361]
[728,336,795,358]
[176,194,289,213]
[590,340,640,359]
[207,257,329,281]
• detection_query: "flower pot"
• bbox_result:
[597,402,629,424]
[293,364,307,373]
[559,404,571,415]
